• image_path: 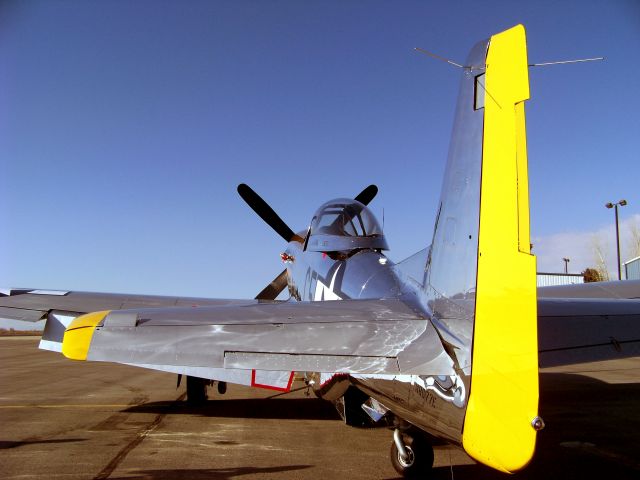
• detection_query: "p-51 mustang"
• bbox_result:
[2,25,639,478]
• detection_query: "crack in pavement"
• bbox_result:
[92,392,186,480]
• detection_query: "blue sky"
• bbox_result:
[1,1,639,327]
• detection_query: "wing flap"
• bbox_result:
[223,351,399,374]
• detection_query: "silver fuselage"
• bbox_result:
[282,242,466,444]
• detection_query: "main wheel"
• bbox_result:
[390,435,434,478]
[186,376,208,405]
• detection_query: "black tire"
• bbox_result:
[390,435,434,478]
[186,376,208,405]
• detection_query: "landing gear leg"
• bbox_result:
[390,429,434,478]
[186,376,208,405]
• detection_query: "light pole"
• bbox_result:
[562,257,570,274]
[605,199,628,280]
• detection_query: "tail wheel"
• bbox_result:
[390,434,434,478]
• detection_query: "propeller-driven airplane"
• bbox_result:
[2,25,639,478]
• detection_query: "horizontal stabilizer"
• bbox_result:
[63,299,454,376]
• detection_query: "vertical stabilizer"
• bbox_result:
[461,25,538,473]
[423,25,538,472]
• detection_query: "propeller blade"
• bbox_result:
[354,184,378,205]
[238,184,302,242]
[255,269,288,300]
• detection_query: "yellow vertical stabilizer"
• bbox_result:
[461,25,539,473]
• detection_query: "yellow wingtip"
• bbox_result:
[62,310,110,361]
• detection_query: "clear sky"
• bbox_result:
[1,1,639,327]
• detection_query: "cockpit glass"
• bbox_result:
[311,199,382,237]
[306,198,388,252]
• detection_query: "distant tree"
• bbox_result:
[591,234,611,281]
[627,220,640,260]
[582,268,603,283]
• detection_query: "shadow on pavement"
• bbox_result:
[0,438,87,450]
[424,372,640,480]
[123,371,639,479]
[107,465,311,479]
[126,397,341,421]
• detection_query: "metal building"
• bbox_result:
[536,272,585,287]
[625,256,640,280]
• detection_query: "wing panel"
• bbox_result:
[66,299,454,376]
[538,280,640,299]
[538,298,640,366]
[0,306,46,322]
[0,289,259,319]
[130,298,421,326]
[224,351,399,374]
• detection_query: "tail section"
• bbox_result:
[461,25,538,473]
[424,25,538,472]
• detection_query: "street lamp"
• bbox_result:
[562,257,570,274]
[605,199,628,280]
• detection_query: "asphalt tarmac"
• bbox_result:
[1,337,638,480]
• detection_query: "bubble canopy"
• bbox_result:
[305,198,389,252]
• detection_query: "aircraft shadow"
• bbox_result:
[123,372,639,479]
[0,438,86,450]
[393,372,640,480]
[106,465,311,480]
[125,397,341,421]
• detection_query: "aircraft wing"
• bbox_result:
[537,280,640,366]
[0,289,271,367]
[538,279,640,299]
[538,297,640,367]
[64,299,453,375]
[0,288,255,322]
[3,287,639,373]
[0,290,454,381]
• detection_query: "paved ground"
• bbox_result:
[1,337,638,480]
